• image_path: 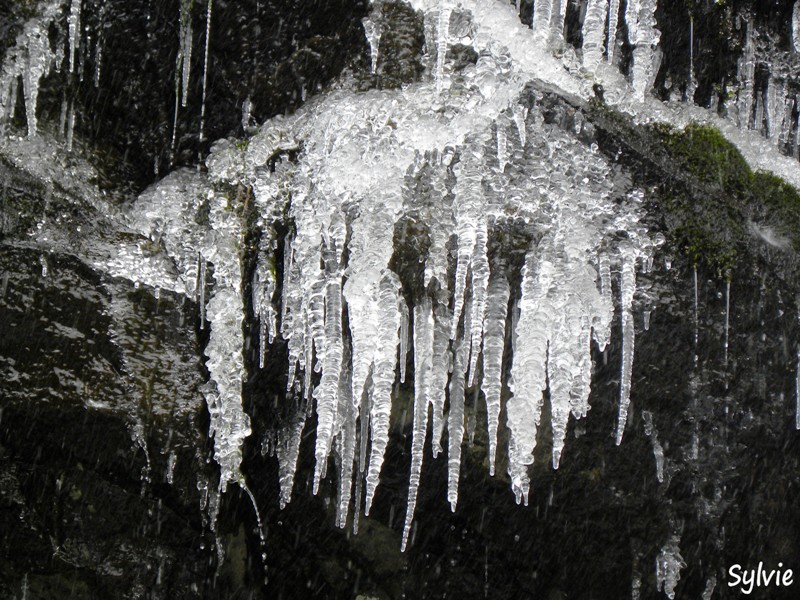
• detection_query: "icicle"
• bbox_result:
[702,576,717,600]
[779,94,793,148]
[430,305,451,457]
[796,348,800,430]
[794,98,800,159]
[312,271,344,493]
[548,311,593,469]
[615,244,637,445]
[724,279,730,367]
[642,410,665,483]
[68,0,82,75]
[3,5,62,137]
[364,271,402,515]
[551,0,568,41]
[435,0,453,93]
[496,122,508,173]
[693,265,699,368]
[199,255,207,329]
[65,102,75,152]
[309,277,327,373]
[506,249,551,505]
[336,344,356,529]
[276,411,305,509]
[582,0,610,71]
[765,77,780,140]
[451,145,485,340]
[447,300,471,512]
[532,0,553,45]
[180,1,193,108]
[468,221,489,386]
[626,0,661,101]
[607,0,621,63]
[199,0,213,142]
[94,42,103,87]
[362,13,382,75]
[793,2,800,53]
[170,62,181,161]
[686,15,697,103]
[512,105,527,148]
[482,273,509,476]
[401,298,434,552]
[201,188,251,501]
[253,244,278,368]
[656,535,686,600]
[737,19,755,129]
[399,297,410,383]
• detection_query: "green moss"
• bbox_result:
[641,121,800,276]
[655,122,751,191]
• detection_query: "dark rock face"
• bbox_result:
[2,1,800,600]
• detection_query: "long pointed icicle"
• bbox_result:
[180,1,193,108]
[336,345,356,528]
[548,310,594,469]
[482,273,509,476]
[312,215,346,494]
[616,244,637,445]
[364,271,402,515]
[430,305,451,457]
[402,298,434,552]
[362,14,382,75]
[724,279,730,367]
[447,301,471,512]
[506,249,552,505]
[68,0,82,74]
[399,296,410,383]
[199,0,213,142]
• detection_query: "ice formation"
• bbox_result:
[68,0,82,75]
[0,1,64,137]
[196,0,664,537]
[656,535,686,600]
[642,411,665,483]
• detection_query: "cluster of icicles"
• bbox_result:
[198,0,670,550]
